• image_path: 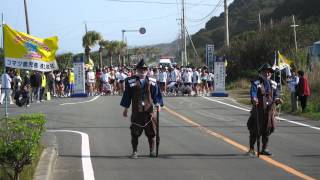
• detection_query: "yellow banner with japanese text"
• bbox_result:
[3,24,59,71]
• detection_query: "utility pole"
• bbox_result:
[23,0,30,34]
[185,27,199,62]
[258,13,262,32]
[224,0,229,48]
[291,15,299,53]
[181,0,187,66]
[122,30,125,43]
[180,17,184,66]
[85,22,88,34]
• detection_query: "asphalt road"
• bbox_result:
[1,95,319,180]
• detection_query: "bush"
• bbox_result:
[0,114,46,180]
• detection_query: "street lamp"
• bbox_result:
[122,27,146,42]
[121,27,146,65]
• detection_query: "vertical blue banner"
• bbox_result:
[206,44,214,72]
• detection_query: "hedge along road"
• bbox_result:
[10,95,319,180]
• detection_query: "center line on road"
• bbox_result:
[163,106,315,180]
[47,130,95,180]
[60,96,100,106]
[201,96,320,131]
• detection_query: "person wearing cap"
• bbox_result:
[120,59,164,159]
[247,63,282,156]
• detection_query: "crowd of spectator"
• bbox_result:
[0,64,215,107]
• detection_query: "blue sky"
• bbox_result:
[0,0,232,54]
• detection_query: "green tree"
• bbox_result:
[0,114,46,180]
[105,41,118,66]
[82,31,102,64]
[115,41,127,66]
[98,40,109,68]
[56,53,73,70]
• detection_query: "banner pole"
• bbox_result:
[1,13,10,118]
[1,13,8,118]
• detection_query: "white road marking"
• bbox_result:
[47,130,95,180]
[201,96,320,131]
[59,96,100,106]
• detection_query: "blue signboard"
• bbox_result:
[72,56,87,97]
[206,44,214,72]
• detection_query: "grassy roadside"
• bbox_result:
[0,114,46,180]
[0,145,44,180]
[227,85,320,121]
[228,89,251,106]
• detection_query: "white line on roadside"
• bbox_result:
[47,130,95,180]
[59,96,100,106]
[201,96,320,131]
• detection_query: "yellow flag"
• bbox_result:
[86,58,94,70]
[3,24,59,72]
[278,51,292,67]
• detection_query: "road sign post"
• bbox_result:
[72,55,87,97]
[212,56,228,97]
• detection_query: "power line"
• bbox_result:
[104,0,220,6]
[186,0,221,11]
[86,13,176,24]
[186,0,224,23]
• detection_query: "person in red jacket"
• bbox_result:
[297,70,311,113]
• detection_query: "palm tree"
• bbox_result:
[82,31,102,64]
[98,40,109,68]
[105,41,118,66]
[115,41,127,66]
[120,41,127,66]
[56,53,73,70]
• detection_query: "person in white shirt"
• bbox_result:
[0,69,14,105]
[158,67,167,94]
[109,68,117,95]
[87,69,95,96]
[192,67,200,96]
[101,69,110,84]
[287,70,299,112]
[174,67,182,95]
[207,71,214,93]
[152,68,159,82]
[200,69,208,95]
[183,68,192,85]
[118,68,128,95]
[180,68,192,96]
[101,68,111,95]
[13,72,23,95]
[167,66,178,94]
